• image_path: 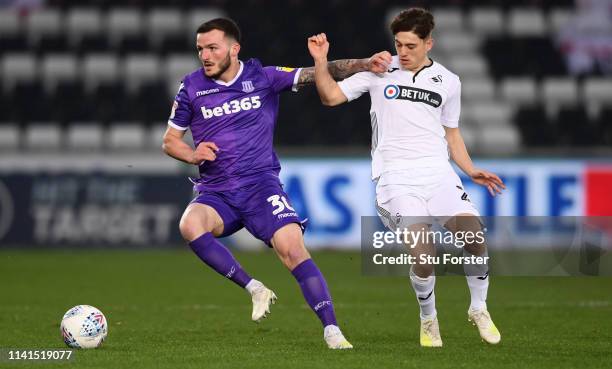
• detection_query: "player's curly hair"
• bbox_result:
[196,18,241,43]
[390,8,435,39]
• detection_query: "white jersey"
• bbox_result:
[338,56,461,182]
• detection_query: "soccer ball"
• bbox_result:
[60,305,108,349]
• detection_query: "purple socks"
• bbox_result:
[189,232,252,288]
[190,233,338,328]
[291,259,338,327]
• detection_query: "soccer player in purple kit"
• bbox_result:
[162,18,390,349]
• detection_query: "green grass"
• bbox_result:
[1,250,611,369]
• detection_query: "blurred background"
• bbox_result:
[0,0,611,249]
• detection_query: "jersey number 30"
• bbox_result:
[267,195,295,215]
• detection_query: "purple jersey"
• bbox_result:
[168,59,301,191]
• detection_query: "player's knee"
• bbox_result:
[446,215,487,255]
[277,239,308,263]
[284,246,309,268]
[465,226,487,256]
[464,240,487,256]
[412,263,435,278]
[272,224,310,269]
[446,215,479,231]
[462,227,486,255]
[179,214,198,241]
[179,211,213,241]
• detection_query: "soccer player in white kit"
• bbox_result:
[307,8,505,347]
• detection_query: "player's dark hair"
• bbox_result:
[196,18,241,43]
[390,8,435,39]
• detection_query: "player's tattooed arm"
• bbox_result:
[304,33,391,105]
[297,50,391,90]
[296,59,368,89]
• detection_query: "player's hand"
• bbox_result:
[308,33,329,62]
[367,51,392,74]
[468,168,506,196]
[191,141,219,165]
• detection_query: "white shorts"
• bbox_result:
[375,166,480,229]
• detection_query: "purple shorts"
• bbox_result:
[190,177,304,246]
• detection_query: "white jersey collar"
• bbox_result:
[390,56,434,82]
[412,58,434,82]
[212,60,244,86]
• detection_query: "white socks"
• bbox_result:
[324,324,340,336]
[410,271,437,320]
[409,252,489,319]
[466,273,488,311]
[410,271,488,316]
[464,249,489,312]
[245,279,264,295]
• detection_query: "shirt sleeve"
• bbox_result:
[441,78,461,128]
[263,66,302,93]
[337,72,375,102]
[167,81,192,130]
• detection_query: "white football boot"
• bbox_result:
[324,325,353,349]
[250,285,277,323]
[468,308,501,344]
[420,316,443,347]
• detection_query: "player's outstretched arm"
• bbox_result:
[302,33,391,105]
[444,127,506,197]
[306,33,345,106]
[162,126,218,165]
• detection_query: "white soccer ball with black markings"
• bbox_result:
[60,305,108,349]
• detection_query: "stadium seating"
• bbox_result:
[41,54,79,93]
[499,78,537,105]
[0,123,20,151]
[82,54,120,92]
[479,125,522,154]
[66,122,105,151]
[24,123,63,151]
[467,8,504,35]
[583,78,612,116]
[0,9,24,53]
[435,32,481,56]
[461,78,496,102]
[598,107,612,145]
[514,106,557,147]
[107,122,147,151]
[66,8,104,48]
[448,55,489,78]
[549,8,572,33]
[0,1,608,154]
[26,8,63,51]
[431,8,463,33]
[1,53,37,91]
[507,8,547,37]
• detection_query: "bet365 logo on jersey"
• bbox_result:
[383,85,442,108]
[201,96,261,119]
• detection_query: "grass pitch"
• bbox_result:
[1,249,610,369]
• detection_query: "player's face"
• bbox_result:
[196,29,239,79]
[394,31,433,71]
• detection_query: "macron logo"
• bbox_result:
[201,96,262,119]
[196,88,220,97]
